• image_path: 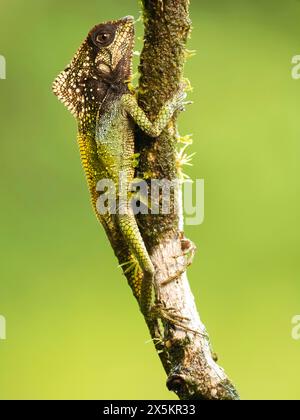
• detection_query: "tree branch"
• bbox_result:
[132,0,240,400]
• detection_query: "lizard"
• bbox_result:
[52,15,190,324]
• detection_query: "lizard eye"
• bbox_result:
[94,31,115,47]
[97,33,110,43]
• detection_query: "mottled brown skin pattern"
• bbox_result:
[53,16,186,319]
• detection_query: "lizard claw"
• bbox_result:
[178,100,193,112]
[148,303,207,336]
[173,89,192,112]
[148,302,197,328]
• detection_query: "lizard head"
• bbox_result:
[88,15,135,80]
[53,16,135,118]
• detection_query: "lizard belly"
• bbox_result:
[96,107,135,187]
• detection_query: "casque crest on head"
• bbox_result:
[52,16,135,118]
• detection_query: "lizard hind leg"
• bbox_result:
[118,213,198,334]
[118,213,155,319]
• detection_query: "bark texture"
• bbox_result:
[133,0,240,400]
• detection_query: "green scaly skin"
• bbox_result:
[53,16,187,321]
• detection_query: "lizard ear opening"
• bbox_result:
[52,66,82,118]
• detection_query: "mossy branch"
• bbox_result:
[131,0,240,400]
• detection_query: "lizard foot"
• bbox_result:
[147,303,202,335]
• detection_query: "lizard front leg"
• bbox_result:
[121,90,189,138]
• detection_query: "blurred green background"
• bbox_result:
[0,0,299,400]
